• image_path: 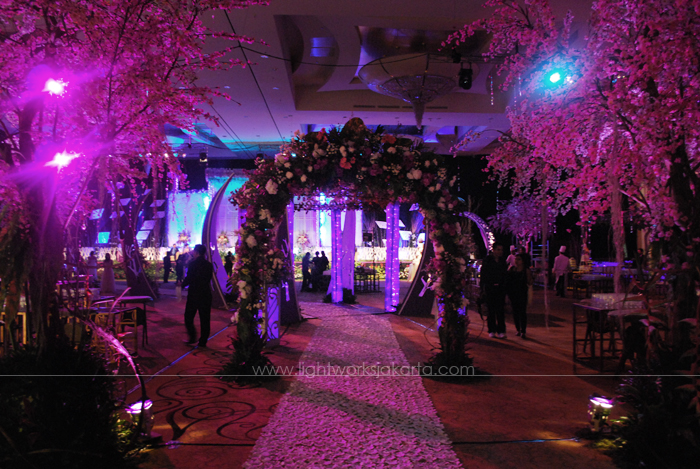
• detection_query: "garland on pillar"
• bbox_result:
[221,119,474,381]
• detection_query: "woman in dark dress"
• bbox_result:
[508,254,532,339]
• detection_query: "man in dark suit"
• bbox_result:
[163,253,172,283]
[182,244,213,347]
[481,242,508,338]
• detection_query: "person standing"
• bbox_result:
[506,245,517,270]
[224,251,234,277]
[182,244,213,347]
[100,253,116,296]
[311,251,322,291]
[508,254,533,338]
[481,242,508,338]
[320,251,330,273]
[301,252,312,292]
[163,252,172,283]
[518,246,532,269]
[87,251,98,287]
[175,253,186,284]
[553,245,570,297]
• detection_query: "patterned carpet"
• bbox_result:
[244,302,461,468]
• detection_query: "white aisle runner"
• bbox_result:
[244,302,462,468]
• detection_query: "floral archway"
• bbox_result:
[223,119,474,379]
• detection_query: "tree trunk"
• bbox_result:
[25,180,65,353]
[541,201,549,328]
[609,171,625,294]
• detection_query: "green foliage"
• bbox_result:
[0,341,145,469]
[599,365,700,469]
[0,180,32,303]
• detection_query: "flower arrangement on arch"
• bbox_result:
[224,118,475,379]
[217,231,230,247]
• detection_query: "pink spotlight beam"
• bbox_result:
[43,78,68,96]
[46,151,81,169]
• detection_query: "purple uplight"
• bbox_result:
[126,399,153,414]
[331,209,343,303]
[45,150,81,169]
[43,78,68,96]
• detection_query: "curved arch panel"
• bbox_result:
[397,211,494,317]
[202,174,235,309]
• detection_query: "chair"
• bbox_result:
[88,313,122,367]
[0,311,28,345]
[117,307,143,355]
[582,309,618,358]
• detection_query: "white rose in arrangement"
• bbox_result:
[245,235,257,248]
[301,174,307,183]
[259,209,271,221]
[387,146,396,154]
[429,186,435,192]
[308,165,313,172]
[339,146,347,157]
[237,280,247,290]
[286,171,293,179]
[424,160,430,168]
[275,153,286,165]
[407,168,423,180]
[284,162,291,168]
[435,183,441,190]
[265,179,278,194]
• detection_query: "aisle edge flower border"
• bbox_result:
[223,119,473,376]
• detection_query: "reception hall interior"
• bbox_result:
[1,1,699,468]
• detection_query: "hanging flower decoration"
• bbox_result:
[177,230,191,245]
[217,231,230,247]
[296,231,311,251]
[227,118,473,374]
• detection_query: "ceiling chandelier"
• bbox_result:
[358,53,468,129]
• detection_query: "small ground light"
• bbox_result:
[126,399,155,438]
[588,395,614,432]
[43,78,68,96]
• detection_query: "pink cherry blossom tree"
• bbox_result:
[448,0,700,410]
[0,0,264,351]
[488,196,555,248]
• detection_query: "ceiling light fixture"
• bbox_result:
[458,65,473,90]
[359,54,471,129]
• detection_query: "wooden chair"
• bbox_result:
[0,311,28,345]
[117,307,142,355]
[582,309,618,358]
[88,313,121,367]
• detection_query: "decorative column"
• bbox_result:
[385,203,400,312]
[287,201,295,251]
[331,209,343,302]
